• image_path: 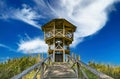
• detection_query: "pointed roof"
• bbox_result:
[42,18,76,32]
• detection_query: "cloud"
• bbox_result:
[33,0,119,47]
[17,37,48,54]
[13,4,42,29]
[47,0,117,47]
[0,0,119,48]
[0,3,42,28]
[0,44,16,52]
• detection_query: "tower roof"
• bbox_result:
[42,18,76,32]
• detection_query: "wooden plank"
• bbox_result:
[44,63,77,79]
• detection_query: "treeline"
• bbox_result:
[0,55,39,79]
[88,61,120,79]
[0,55,120,79]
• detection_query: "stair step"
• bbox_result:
[45,78,78,79]
[44,63,77,79]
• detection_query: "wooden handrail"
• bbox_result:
[67,55,114,79]
[11,55,53,79]
[77,60,114,79]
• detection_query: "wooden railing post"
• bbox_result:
[76,62,80,78]
[40,63,44,79]
[66,55,69,63]
[33,66,41,79]
[72,53,75,59]
[48,57,50,65]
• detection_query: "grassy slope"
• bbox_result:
[0,56,120,79]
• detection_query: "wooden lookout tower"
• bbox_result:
[12,19,113,79]
[42,19,76,62]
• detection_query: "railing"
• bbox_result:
[11,54,114,79]
[67,55,114,79]
[11,55,53,79]
[55,29,63,37]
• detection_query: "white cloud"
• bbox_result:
[0,3,42,28]
[0,44,16,52]
[32,0,119,47]
[33,0,56,17]
[18,37,48,54]
[0,0,119,48]
[47,0,117,47]
[13,4,42,29]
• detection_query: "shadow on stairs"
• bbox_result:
[43,62,77,79]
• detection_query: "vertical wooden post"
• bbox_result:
[72,53,75,59]
[79,55,80,61]
[77,55,80,61]
[40,63,44,79]
[37,54,40,63]
[53,50,55,62]
[53,22,55,62]
[53,37,55,62]
[76,55,81,78]
[66,55,69,63]
[65,54,67,62]
[63,23,65,62]
[76,62,80,78]
[63,38,65,62]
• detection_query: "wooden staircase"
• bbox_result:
[43,63,77,79]
[11,55,114,79]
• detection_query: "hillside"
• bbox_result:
[0,55,120,79]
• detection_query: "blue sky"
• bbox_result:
[0,0,120,65]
